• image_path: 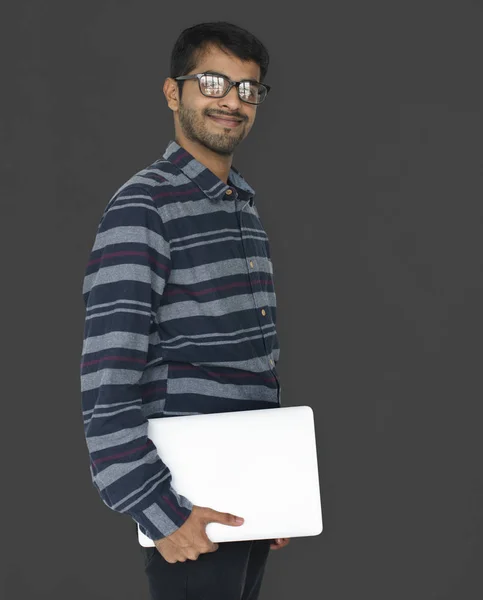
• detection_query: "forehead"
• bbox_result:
[191,44,261,82]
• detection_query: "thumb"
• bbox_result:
[206,508,244,526]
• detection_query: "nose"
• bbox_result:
[218,85,243,110]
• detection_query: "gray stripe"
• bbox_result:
[170,225,268,245]
[109,200,154,210]
[169,257,272,285]
[159,196,260,224]
[84,405,140,427]
[158,189,260,222]
[143,502,180,537]
[168,377,277,401]
[197,355,274,373]
[90,406,140,418]
[160,199,234,223]
[171,234,267,253]
[85,299,150,312]
[86,423,147,453]
[171,235,242,252]
[115,470,171,512]
[211,356,275,371]
[162,329,275,350]
[157,291,276,322]
[82,330,148,355]
[81,368,143,392]
[162,323,274,344]
[170,228,240,243]
[93,448,161,492]
[184,157,209,179]
[112,468,171,512]
[141,398,167,417]
[110,195,153,204]
[91,224,170,258]
[83,264,167,296]
[83,398,141,416]
[84,306,150,322]
[139,362,169,383]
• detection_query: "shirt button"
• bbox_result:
[225,188,233,195]
[249,260,254,268]
[261,309,266,316]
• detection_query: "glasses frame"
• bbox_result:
[174,72,271,105]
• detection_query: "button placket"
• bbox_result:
[238,199,278,394]
[238,201,268,325]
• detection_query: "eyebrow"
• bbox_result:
[203,70,260,84]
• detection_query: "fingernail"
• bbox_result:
[235,517,244,524]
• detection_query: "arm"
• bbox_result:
[80,185,192,541]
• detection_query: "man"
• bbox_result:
[80,21,288,600]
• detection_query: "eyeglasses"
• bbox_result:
[174,72,271,105]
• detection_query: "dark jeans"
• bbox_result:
[138,534,272,600]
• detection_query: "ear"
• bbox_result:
[163,77,179,111]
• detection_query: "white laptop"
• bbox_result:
[137,405,323,546]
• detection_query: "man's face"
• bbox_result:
[170,44,261,156]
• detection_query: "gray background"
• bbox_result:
[2,1,482,599]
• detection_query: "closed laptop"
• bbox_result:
[137,405,323,546]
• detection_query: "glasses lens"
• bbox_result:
[200,74,267,104]
[238,81,267,104]
[200,74,228,97]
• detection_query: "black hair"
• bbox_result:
[169,21,270,101]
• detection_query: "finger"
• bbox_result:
[204,539,219,553]
[270,538,289,550]
[206,508,244,526]
[199,531,219,553]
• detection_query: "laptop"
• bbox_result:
[137,405,323,546]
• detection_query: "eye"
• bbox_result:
[201,74,227,96]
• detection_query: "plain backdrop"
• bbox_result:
[1,1,482,599]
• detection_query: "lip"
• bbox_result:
[208,115,243,128]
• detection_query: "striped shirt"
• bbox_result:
[80,139,281,542]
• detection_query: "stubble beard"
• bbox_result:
[178,102,246,157]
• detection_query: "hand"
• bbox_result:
[153,505,245,564]
[269,538,290,550]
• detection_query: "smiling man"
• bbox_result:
[80,21,287,600]
[166,36,261,180]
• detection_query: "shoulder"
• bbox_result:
[115,159,191,209]
[100,158,191,226]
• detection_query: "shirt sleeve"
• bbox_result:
[80,185,193,541]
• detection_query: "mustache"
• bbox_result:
[207,112,245,121]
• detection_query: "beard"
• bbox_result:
[178,102,247,157]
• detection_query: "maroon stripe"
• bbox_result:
[93,442,150,465]
[162,494,189,521]
[81,355,145,368]
[141,385,167,397]
[171,150,190,164]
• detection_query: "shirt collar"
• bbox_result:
[162,139,255,206]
